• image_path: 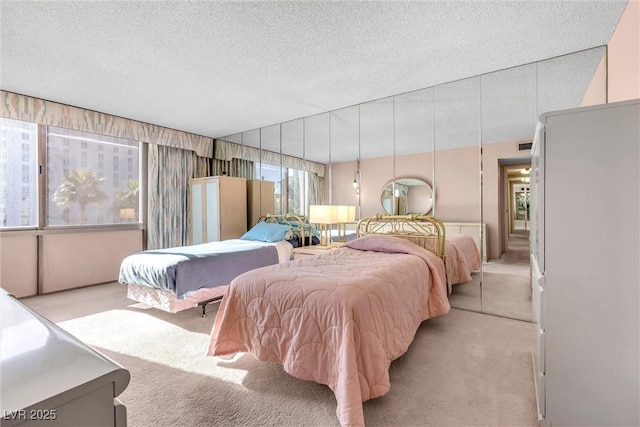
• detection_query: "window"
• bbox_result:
[0,118,37,228]
[254,162,309,215]
[46,127,141,226]
[287,168,308,216]
[1,119,143,229]
[255,162,282,214]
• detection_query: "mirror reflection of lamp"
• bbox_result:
[309,205,339,247]
[119,208,136,222]
[336,205,356,244]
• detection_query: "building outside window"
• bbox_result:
[1,119,142,228]
[46,127,140,226]
[0,118,38,228]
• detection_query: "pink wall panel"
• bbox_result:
[1,235,38,297]
[608,0,640,103]
[42,230,142,293]
[432,146,481,223]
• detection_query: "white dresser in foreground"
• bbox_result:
[530,100,639,426]
[1,289,130,426]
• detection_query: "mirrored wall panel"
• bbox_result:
[434,77,482,313]
[223,46,606,321]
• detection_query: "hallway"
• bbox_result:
[481,230,531,321]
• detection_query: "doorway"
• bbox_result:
[501,161,531,253]
[480,158,532,321]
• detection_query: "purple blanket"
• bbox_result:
[119,240,280,298]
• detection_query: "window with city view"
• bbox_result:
[0,118,142,229]
[0,118,38,228]
[46,127,141,226]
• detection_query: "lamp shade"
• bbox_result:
[336,205,356,222]
[309,205,338,224]
[120,208,136,219]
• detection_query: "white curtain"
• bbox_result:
[147,144,209,249]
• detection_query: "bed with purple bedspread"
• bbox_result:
[119,239,293,298]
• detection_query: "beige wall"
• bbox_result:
[581,0,639,106]
[580,55,607,107]
[1,235,38,297]
[608,0,640,102]
[432,146,481,222]
[2,230,142,297]
[42,230,142,293]
[329,142,527,259]
[330,153,437,219]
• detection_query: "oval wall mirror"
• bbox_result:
[380,178,433,215]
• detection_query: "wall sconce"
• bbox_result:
[352,158,361,197]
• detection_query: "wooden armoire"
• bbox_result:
[246,180,275,228]
[189,176,247,244]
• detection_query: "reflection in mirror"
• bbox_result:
[281,119,304,215]
[380,178,433,215]
[329,106,360,217]
[478,47,606,321]
[226,46,606,322]
[257,124,281,216]
[393,88,435,214]
[359,97,394,217]
[304,113,330,207]
[434,77,482,314]
[480,63,536,322]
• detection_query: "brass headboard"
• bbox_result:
[356,214,446,260]
[258,214,311,247]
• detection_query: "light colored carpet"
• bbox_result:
[450,230,532,322]
[21,283,538,427]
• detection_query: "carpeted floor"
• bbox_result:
[449,230,532,322]
[21,283,538,427]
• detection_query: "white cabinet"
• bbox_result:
[530,100,639,426]
[442,222,487,261]
[190,176,247,244]
[1,289,130,427]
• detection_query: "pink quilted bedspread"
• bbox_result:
[444,233,482,292]
[207,235,449,426]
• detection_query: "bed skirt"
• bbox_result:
[126,283,227,313]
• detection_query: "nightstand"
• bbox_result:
[293,246,334,260]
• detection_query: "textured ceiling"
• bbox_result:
[0,1,627,160]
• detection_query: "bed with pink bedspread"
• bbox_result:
[354,214,481,293]
[207,233,449,426]
[443,233,482,293]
